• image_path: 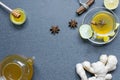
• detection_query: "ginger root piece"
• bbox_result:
[76,64,87,80]
[105,55,118,72]
[76,54,118,80]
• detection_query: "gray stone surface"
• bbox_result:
[0,0,120,80]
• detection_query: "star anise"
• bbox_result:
[50,26,60,35]
[69,19,78,28]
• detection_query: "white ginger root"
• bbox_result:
[100,54,108,65]
[88,77,96,80]
[91,61,107,75]
[105,74,112,80]
[76,54,118,80]
[76,63,87,80]
[82,61,94,73]
[105,55,118,72]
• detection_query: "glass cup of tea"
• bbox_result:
[0,55,34,80]
[82,7,119,45]
[91,11,116,36]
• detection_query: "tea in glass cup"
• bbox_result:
[81,7,119,44]
[91,11,116,36]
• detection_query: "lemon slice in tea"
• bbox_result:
[104,0,119,10]
[109,31,115,37]
[115,23,120,30]
[103,36,110,42]
[79,24,93,39]
[96,35,103,40]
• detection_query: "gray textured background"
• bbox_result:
[0,0,120,80]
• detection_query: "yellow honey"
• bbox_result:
[10,8,26,25]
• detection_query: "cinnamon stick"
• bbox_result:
[76,0,95,15]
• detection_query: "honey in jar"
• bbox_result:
[10,8,26,25]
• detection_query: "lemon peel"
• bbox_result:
[96,36,103,40]
[109,31,115,37]
[115,23,120,30]
[109,23,119,37]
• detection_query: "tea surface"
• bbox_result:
[2,63,22,80]
[91,11,115,36]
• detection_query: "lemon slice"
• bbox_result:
[103,36,110,42]
[96,36,103,40]
[109,31,115,37]
[109,23,119,36]
[115,23,120,30]
[104,0,119,10]
[79,24,93,39]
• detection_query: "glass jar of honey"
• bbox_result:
[10,8,27,25]
[0,55,34,80]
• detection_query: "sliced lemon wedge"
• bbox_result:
[104,0,119,10]
[115,23,120,30]
[103,36,110,42]
[79,24,93,39]
[109,23,119,36]
[109,31,115,37]
[96,36,103,40]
